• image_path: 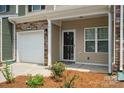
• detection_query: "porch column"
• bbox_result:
[48,20,52,66]
[120,5,123,71]
[108,6,112,73]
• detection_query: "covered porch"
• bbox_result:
[48,6,112,73]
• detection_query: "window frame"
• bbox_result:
[84,27,96,53]
[0,5,6,13]
[84,26,108,53]
[31,5,45,12]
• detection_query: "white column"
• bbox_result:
[48,20,52,66]
[16,5,18,15]
[108,6,112,73]
[120,5,123,71]
[54,5,56,10]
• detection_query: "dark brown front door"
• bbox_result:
[63,31,75,60]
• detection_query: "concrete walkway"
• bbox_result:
[66,63,108,73]
[0,63,51,83]
[0,62,108,83]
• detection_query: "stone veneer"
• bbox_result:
[16,20,48,66]
[113,5,121,72]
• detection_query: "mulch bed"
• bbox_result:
[0,70,124,88]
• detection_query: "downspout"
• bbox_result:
[48,20,52,66]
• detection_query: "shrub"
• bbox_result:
[51,62,66,80]
[26,74,44,88]
[64,74,78,88]
[1,62,14,83]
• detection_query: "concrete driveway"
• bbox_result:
[0,63,51,83]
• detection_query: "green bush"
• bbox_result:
[51,62,66,80]
[1,62,14,83]
[64,74,78,88]
[26,74,44,88]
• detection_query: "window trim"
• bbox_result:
[0,5,6,13]
[84,26,108,53]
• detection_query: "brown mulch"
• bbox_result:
[0,70,124,88]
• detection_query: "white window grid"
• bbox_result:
[84,26,108,53]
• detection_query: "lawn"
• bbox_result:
[0,70,124,88]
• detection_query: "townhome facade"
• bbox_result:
[0,5,123,75]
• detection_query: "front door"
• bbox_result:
[62,30,75,61]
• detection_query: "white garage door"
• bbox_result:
[17,31,44,64]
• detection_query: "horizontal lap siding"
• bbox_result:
[62,16,108,65]
[18,5,25,16]
[2,18,13,61]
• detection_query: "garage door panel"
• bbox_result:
[18,31,44,64]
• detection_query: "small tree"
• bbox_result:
[64,74,79,88]
[51,62,66,81]
[1,62,14,83]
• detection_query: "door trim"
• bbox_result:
[16,30,44,63]
[62,29,76,61]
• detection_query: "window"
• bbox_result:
[84,27,108,53]
[85,28,95,52]
[97,28,108,52]
[32,5,41,11]
[28,5,45,12]
[0,5,6,13]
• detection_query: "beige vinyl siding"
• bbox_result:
[61,16,108,65]
[45,5,54,10]
[55,5,83,10]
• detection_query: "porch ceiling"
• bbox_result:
[52,14,108,26]
[9,5,109,23]
[53,13,108,22]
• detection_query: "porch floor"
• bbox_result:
[65,63,108,73]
